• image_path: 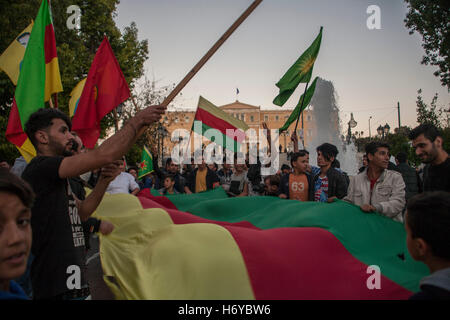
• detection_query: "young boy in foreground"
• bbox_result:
[405,191,450,300]
[0,168,35,300]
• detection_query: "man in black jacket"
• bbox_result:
[310,143,348,202]
[151,147,185,193]
[409,124,449,193]
[394,151,418,202]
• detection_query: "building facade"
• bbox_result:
[159,100,318,156]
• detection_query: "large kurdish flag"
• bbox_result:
[193,96,249,152]
[94,188,428,300]
[5,0,63,162]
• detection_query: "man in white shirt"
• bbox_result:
[106,162,140,195]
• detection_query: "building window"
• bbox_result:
[275,115,279,121]
[250,115,254,122]
[241,114,245,121]
[185,116,190,123]
[308,129,312,137]
[307,115,312,121]
[264,115,269,122]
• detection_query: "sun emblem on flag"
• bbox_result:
[298,54,316,77]
[140,161,147,171]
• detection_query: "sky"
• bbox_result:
[114,0,449,137]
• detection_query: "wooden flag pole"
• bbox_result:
[160,0,263,108]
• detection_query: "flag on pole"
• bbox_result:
[138,146,154,179]
[279,77,318,132]
[273,27,322,107]
[5,0,63,162]
[236,88,239,95]
[69,78,86,117]
[71,36,131,149]
[192,96,249,152]
[0,21,34,85]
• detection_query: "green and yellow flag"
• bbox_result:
[0,21,34,85]
[138,146,154,179]
[273,27,322,106]
[279,77,318,132]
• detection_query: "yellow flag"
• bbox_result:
[69,78,86,117]
[0,21,34,85]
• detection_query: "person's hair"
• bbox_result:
[316,143,338,164]
[409,124,441,142]
[365,141,390,160]
[165,157,173,167]
[0,168,35,208]
[127,166,138,173]
[395,151,408,164]
[281,164,291,171]
[25,108,72,148]
[264,174,280,187]
[299,149,310,155]
[290,150,308,166]
[406,192,450,260]
[332,159,341,169]
[164,174,175,182]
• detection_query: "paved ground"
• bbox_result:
[85,235,115,300]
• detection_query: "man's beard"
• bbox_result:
[421,144,438,164]
[48,137,72,157]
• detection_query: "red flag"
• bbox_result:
[72,36,130,148]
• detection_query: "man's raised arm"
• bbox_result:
[59,105,166,179]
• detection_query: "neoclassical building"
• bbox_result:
[159,100,318,156]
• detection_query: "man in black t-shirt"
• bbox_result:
[21,105,165,299]
[409,124,450,193]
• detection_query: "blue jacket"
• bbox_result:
[0,281,29,300]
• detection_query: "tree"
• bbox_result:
[0,0,148,163]
[404,0,450,88]
[415,89,448,129]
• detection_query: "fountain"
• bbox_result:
[304,77,359,176]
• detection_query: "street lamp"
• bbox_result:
[377,125,383,138]
[369,116,372,138]
[157,122,168,160]
[383,123,390,136]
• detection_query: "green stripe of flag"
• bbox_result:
[16,0,52,127]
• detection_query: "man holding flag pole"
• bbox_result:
[12,2,166,299]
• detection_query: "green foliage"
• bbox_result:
[415,89,446,129]
[0,0,149,161]
[404,0,450,88]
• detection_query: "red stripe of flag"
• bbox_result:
[44,24,57,63]
[6,100,27,146]
[195,107,246,142]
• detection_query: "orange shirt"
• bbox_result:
[195,168,208,193]
[289,173,309,201]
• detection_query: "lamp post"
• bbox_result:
[383,123,390,138]
[377,124,390,139]
[377,125,383,139]
[157,122,168,160]
[369,116,372,138]
[347,113,357,144]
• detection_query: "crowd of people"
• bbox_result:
[0,104,449,300]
